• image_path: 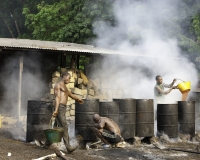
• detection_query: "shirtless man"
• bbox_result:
[91,114,124,147]
[52,71,84,153]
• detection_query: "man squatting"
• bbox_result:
[91,114,125,148]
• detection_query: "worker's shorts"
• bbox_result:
[101,129,122,143]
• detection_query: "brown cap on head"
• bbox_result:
[93,114,101,122]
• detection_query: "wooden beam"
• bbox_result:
[18,54,23,120]
[77,55,80,69]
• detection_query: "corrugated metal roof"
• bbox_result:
[0,38,182,59]
[0,38,116,55]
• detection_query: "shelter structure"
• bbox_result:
[0,38,187,120]
[0,38,123,119]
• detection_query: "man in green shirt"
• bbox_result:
[154,75,177,103]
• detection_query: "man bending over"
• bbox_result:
[91,114,125,148]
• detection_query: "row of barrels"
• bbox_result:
[75,99,195,140]
[75,99,154,140]
[26,100,195,141]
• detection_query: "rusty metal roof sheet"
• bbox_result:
[0,38,116,55]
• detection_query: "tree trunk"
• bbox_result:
[10,11,21,36]
[13,17,21,36]
[1,15,15,38]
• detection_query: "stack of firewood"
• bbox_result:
[43,69,131,103]
[42,69,134,120]
[44,69,100,120]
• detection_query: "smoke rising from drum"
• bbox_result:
[88,0,200,136]
[90,0,198,102]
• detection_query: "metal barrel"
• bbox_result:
[178,101,195,136]
[136,99,154,137]
[113,99,136,139]
[99,101,119,125]
[26,100,53,142]
[75,99,99,140]
[157,104,178,138]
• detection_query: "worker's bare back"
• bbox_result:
[54,81,69,105]
[101,117,121,135]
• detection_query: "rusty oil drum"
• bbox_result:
[114,99,136,139]
[157,104,178,138]
[26,100,53,142]
[136,99,154,137]
[99,101,119,125]
[75,99,99,140]
[178,101,195,136]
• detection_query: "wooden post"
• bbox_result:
[61,54,67,68]
[77,55,80,69]
[18,55,23,120]
[60,54,62,74]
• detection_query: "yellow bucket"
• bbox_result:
[177,81,191,93]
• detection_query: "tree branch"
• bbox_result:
[0,13,15,38]
[10,5,21,37]
[11,12,21,36]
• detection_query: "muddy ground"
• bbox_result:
[0,131,200,160]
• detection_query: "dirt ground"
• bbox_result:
[0,130,200,160]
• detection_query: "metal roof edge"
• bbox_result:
[0,38,182,59]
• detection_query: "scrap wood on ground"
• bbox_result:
[32,145,75,160]
[33,150,75,160]
[153,142,200,154]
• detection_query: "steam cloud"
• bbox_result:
[90,0,199,134]
[0,53,48,140]
[0,54,47,115]
[91,0,198,102]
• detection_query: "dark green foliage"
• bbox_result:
[0,0,56,38]
[22,0,115,43]
[0,0,24,38]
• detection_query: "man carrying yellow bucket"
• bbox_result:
[154,75,177,103]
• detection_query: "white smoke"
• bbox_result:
[88,0,199,137]
[0,54,47,115]
[0,56,19,115]
[90,0,198,102]
[0,53,48,140]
